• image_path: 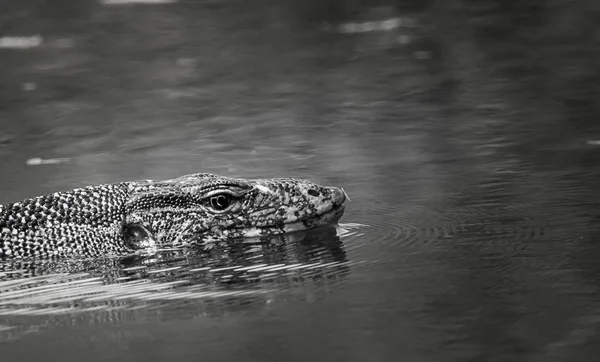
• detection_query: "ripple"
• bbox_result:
[353,203,549,252]
[0,204,548,341]
[0,225,354,329]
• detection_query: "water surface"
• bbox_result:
[1,1,600,361]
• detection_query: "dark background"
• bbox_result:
[2,0,600,361]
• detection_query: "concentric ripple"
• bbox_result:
[0,203,549,342]
[351,203,549,253]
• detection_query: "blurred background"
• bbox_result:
[1,0,598,198]
[2,0,600,361]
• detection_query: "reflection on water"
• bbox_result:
[1,0,600,361]
[0,225,356,341]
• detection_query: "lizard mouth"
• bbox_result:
[295,203,346,228]
[239,187,348,237]
[234,204,346,239]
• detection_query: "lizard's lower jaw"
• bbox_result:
[232,201,346,238]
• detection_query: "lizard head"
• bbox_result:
[122,173,347,249]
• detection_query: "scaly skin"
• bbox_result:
[0,173,347,260]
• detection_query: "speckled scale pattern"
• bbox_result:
[0,183,131,259]
[0,173,347,260]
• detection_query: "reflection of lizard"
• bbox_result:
[0,173,347,259]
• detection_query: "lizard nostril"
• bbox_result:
[307,189,320,197]
[328,187,348,205]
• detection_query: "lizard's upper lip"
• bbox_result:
[322,203,346,224]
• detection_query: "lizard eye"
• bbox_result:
[209,193,233,211]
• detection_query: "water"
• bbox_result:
[2,0,600,360]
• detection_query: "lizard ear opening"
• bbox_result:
[123,223,154,249]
